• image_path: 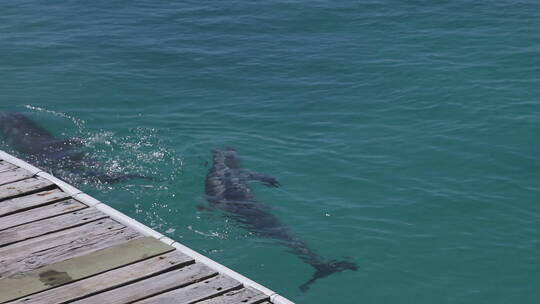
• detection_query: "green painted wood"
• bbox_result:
[0,236,175,303]
[0,218,141,278]
[9,251,193,304]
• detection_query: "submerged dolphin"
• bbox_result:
[0,112,148,183]
[205,148,358,291]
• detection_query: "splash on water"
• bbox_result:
[25,104,86,129]
[18,106,183,197]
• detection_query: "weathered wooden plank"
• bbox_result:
[136,274,243,304]
[0,207,107,247]
[0,161,17,173]
[1,237,178,303]
[0,177,54,201]
[0,168,35,186]
[0,199,86,231]
[196,287,269,304]
[70,263,218,304]
[0,218,141,278]
[0,189,70,217]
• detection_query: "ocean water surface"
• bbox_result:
[1,1,540,303]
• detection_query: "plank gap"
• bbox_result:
[54,259,196,304]
[112,273,220,304]
[5,250,188,304]
[0,189,71,217]
[0,168,36,186]
[0,179,57,202]
[189,285,245,304]
[0,219,141,278]
[195,287,270,304]
[133,274,244,304]
[0,161,18,173]
[0,208,107,248]
[0,199,87,232]
[67,265,219,304]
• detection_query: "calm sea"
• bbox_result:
[1,1,540,303]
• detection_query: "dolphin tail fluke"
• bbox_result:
[299,259,358,292]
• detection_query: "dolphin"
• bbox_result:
[205,147,358,291]
[0,111,149,184]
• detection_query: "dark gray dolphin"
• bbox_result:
[205,148,358,291]
[0,112,149,184]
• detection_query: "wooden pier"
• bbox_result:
[0,152,293,304]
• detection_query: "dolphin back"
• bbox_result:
[206,147,358,291]
[0,112,153,184]
[0,112,53,153]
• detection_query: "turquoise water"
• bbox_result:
[1,1,540,303]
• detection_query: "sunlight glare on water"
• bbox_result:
[1,1,540,303]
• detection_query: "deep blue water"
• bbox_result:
[1,1,540,303]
